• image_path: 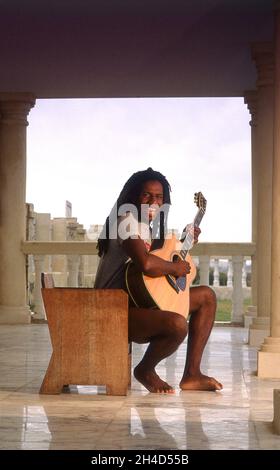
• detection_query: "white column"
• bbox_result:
[0,93,35,324]
[227,259,233,287]
[258,5,280,378]
[35,213,51,272]
[51,218,68,286]
[249,43,274,346]
[67,256,80,287]
[66,221,81,287]
[33,255,46,320]
[26,203,36,309]
[231,256,244,324]
[244,91,258,329]
[199,255,210,286]
[244,90,258,306]
[87,224,102,285]
[213,258,220,287]
[32,213,51,320]
[77,226,86,286]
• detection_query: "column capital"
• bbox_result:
[0,92,36,126]
[244,89,258,127]
[251,42,274,87]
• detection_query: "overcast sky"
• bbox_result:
[26,98,251,242]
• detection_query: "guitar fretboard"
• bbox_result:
[180,207,205,260]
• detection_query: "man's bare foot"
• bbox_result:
[179,373,223,391]
[134,364,175,393]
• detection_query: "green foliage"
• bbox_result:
[215,299,232,322]
[193,267,227,286]
[246,272,251,287]
[215,297,252,322]
[219,272,227,286]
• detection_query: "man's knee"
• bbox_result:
[201,286,217,307]
[167,313,188,341]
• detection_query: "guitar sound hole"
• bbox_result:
[172,254,181,263]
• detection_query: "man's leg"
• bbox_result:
[129,308,187,393]
[180,286,223,391]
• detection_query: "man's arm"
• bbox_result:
[122,237,190,278]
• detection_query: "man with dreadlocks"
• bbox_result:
[94,168,222,394]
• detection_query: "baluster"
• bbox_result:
[242,260,247,287]
[231,255,244,323]
[67,255,80,287]
[199,255,210,286]
[52,218,68,286]
[67,222,83,287]
[33,254,46,320]
[26,203,36,309]
[32,212,51,320]
[227,259,233,287]
[213,258,220,286]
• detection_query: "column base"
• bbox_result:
[244,305,257,328]
[0,305,31,324]
[249,316,270,347]
[258,338,280,377]
[32,305,46,321]
[273,389,280,435]
[249,328,270,347]
[231,315,244,325]
[258,351,280,377]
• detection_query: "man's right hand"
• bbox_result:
[171,259,191,278]
[122,237,192,278]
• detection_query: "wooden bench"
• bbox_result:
[40,273,130,396]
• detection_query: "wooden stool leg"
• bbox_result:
[40,353,63,394]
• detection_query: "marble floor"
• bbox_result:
[0,324,279,450]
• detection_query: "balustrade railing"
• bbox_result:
[22,241,255,323]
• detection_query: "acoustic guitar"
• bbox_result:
[125,192,207,317]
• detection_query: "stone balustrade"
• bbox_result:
[22,240,255,323]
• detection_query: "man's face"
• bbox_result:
[139,180,164,221]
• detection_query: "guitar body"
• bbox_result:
[125,234,197,318]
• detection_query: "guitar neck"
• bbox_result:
[180,208,205,260]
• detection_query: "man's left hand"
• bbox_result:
[181,223,201,245]
[193,226,201,244]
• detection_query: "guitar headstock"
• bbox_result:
[194,192,207,213]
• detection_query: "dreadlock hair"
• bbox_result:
[97,167,172,256]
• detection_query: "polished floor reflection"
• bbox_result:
[0,324,279,449]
